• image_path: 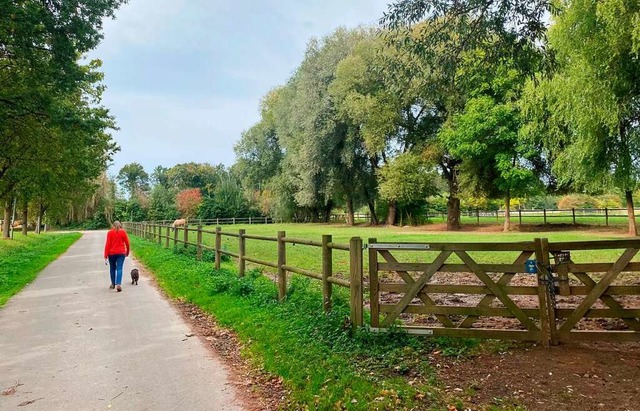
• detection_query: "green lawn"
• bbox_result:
[0,233,81,306]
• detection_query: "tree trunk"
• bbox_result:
[22,201,28,235]
[446,173,461,230]
[36,203,43,234]
[503,190,511,232]
[363,186,378,225]
[626,190,638,236]
[386,200,397,225]
[2,201,10,239]
[345,197,354,226]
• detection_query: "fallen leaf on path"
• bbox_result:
[2,381,23,396]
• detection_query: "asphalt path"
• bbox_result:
[0,231,243,410]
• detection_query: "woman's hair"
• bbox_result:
[112,221,123,231]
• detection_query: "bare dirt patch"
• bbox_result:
[436,341,640,410]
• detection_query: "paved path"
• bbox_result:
[0,231,243,410]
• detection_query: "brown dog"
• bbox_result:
[130,268,139,285]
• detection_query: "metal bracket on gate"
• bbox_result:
[368,244,430,250]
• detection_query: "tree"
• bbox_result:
[381,0,550,229]
[522,0,640,235]
[175,188,203,219]
[166,163,223,195]
[117,163,149,200]
[440,61,542,231]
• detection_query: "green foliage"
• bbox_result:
[117,163,150,199]
[0,233,81,306]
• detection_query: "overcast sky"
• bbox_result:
[89,0,391,177]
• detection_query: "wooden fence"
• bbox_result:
[124,221,364,327]
[369,238,640,345]
[124,221,640,345]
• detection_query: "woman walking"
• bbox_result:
[104,221,130,292]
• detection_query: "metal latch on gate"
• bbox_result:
[368,243,430,250]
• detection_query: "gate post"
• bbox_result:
[369,238,379,327]
[349,237,363,328]
[534,237,558,346]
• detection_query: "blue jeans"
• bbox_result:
[108,254,126,286]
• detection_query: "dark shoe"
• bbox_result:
[109,284,115,289]
[116,285,122,292]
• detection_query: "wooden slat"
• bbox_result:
[372,242,536,252]
[282,264,323,281]
[327,276,350,288]
[242,234,278,242]
[566,285,640,295]
[379,283,538,295]
[535,238,555,345]
[378,250,456,328]
[456,250,539,332]
[548,239,640,251]
[559,248,639,333]
[378,262,526,273]
[564,262,640,273]
[221,250,239,258]
[283,237,323,247]
[379,304,540,318]
[557,330,640,342]
[243,255,278,269]
[556,263,571,296]
[328,242,350,251]
[378,326,542,341]
[220,232,240,238]
[555,308,640,319]
[380,251,452,327]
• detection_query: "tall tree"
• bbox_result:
[382,0,550,229]
[523,0,640,235]
[117,163,149,200]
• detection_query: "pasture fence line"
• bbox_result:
[124,221,364,327]
[330,207,640,226]
[124,221,640,345]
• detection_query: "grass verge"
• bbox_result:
[0,232,81,306]
[132,236,512,410]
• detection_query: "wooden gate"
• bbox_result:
[368,240,552,344]
[369,238,640,345]
[542,239,640,344]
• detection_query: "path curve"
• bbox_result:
[0,231,243,410]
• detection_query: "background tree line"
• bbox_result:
[0,0,127,237]
[233,0,640,234]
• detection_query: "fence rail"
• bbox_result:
[124,221,363,326]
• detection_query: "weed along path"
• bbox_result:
[0,231,244,410]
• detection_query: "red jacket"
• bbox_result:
[104,229,130,258]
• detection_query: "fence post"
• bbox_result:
[173,227,178,248]
[215,227,222,270]
[518,208,522,225]
[233,217,235,225]
[349,237,363,328]
[158,224,162,245]
[196,225,203,261]
[277,231,286,301]
[183,223,189,249]
[476,208,480,226]
[534,237,557,346]
[572,208,576,225]
[543,208,547,225]
[238,229,245,277]
[605,207,609,226]
[369,238,379,328]
[322,234,333,313]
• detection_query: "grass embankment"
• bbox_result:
[132,235,502,410]
[0,233,81,306]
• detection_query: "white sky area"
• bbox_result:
[89,0,391,177]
